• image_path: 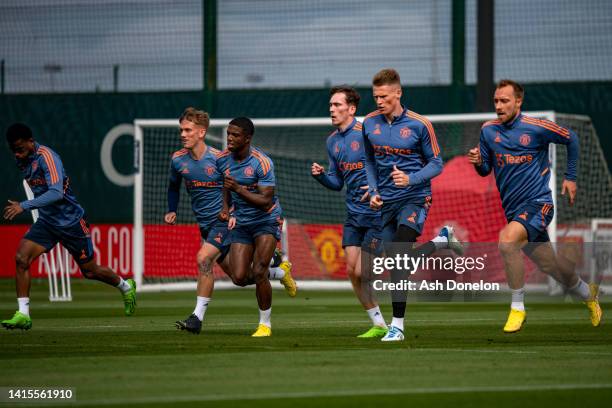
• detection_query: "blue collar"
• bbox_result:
[336,118,357,135]
[390,106,408,123]
[503,112,523,129]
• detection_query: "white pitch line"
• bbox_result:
[40,325,133,330]
[68,383,612,406]
[565,351,612,356]
[425,348,539,355]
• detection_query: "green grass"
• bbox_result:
[1,280,611,407]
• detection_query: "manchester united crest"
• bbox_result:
[519,134,531,146]
[350,141,360,151]
[244,166,254,177]
[400,127,411,138]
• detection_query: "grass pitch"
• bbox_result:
[1,280,611,407]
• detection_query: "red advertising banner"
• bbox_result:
[0,223,350,280]
[1,217,571,282]
[0,224,133,278]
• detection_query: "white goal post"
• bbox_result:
[133,111,603,293]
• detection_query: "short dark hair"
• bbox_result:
[372,68,401,87]
[229,117,255,137]
[6,123,33,145]
[497,79,524,100]
[330,85,360,109]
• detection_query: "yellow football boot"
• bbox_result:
[503,308,526,333]
[251,324,272,337]
[279,261,298,297]
[585,283,602,327]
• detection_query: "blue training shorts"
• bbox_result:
[24,217,94,264]
[230,218,283,245]
[508,201,554,243]
[342,212,383,253]
[380,197,430,242]
[199,220,231,262]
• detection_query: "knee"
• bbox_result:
[197,251,214,265]
[498,231,519,256]
[536,257,558,276]
[79,264,96,279]
[347,263,361,279]
[250,261,270,284]
[232,276,249,287]
[15,252,32,271]
[498,242,517,258]
[498,228,512,244]
[346,263,356,277]
[231,268,249,287]
[197,255,214,275]
[252,260,269,276]
[253,270,269,284]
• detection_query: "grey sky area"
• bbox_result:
[1,0,610,93]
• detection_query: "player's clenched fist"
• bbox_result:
[223,174,240,192]
[218,208,229,222]
[164,211,177,225]
[467,147,482,166]
[228,216,236,230]
[369,194,383,210]
[390,165,409,187]
[311,162,324,176]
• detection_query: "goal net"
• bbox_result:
[133,112,612,292]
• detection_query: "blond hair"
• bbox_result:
[179,107,210,129]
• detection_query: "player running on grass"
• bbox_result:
[167,108,296,335]
[362,69,464,342]
[2,123,136,330]
[217,117,287,337]
[312,85,388,338]
[467,79,602,333]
